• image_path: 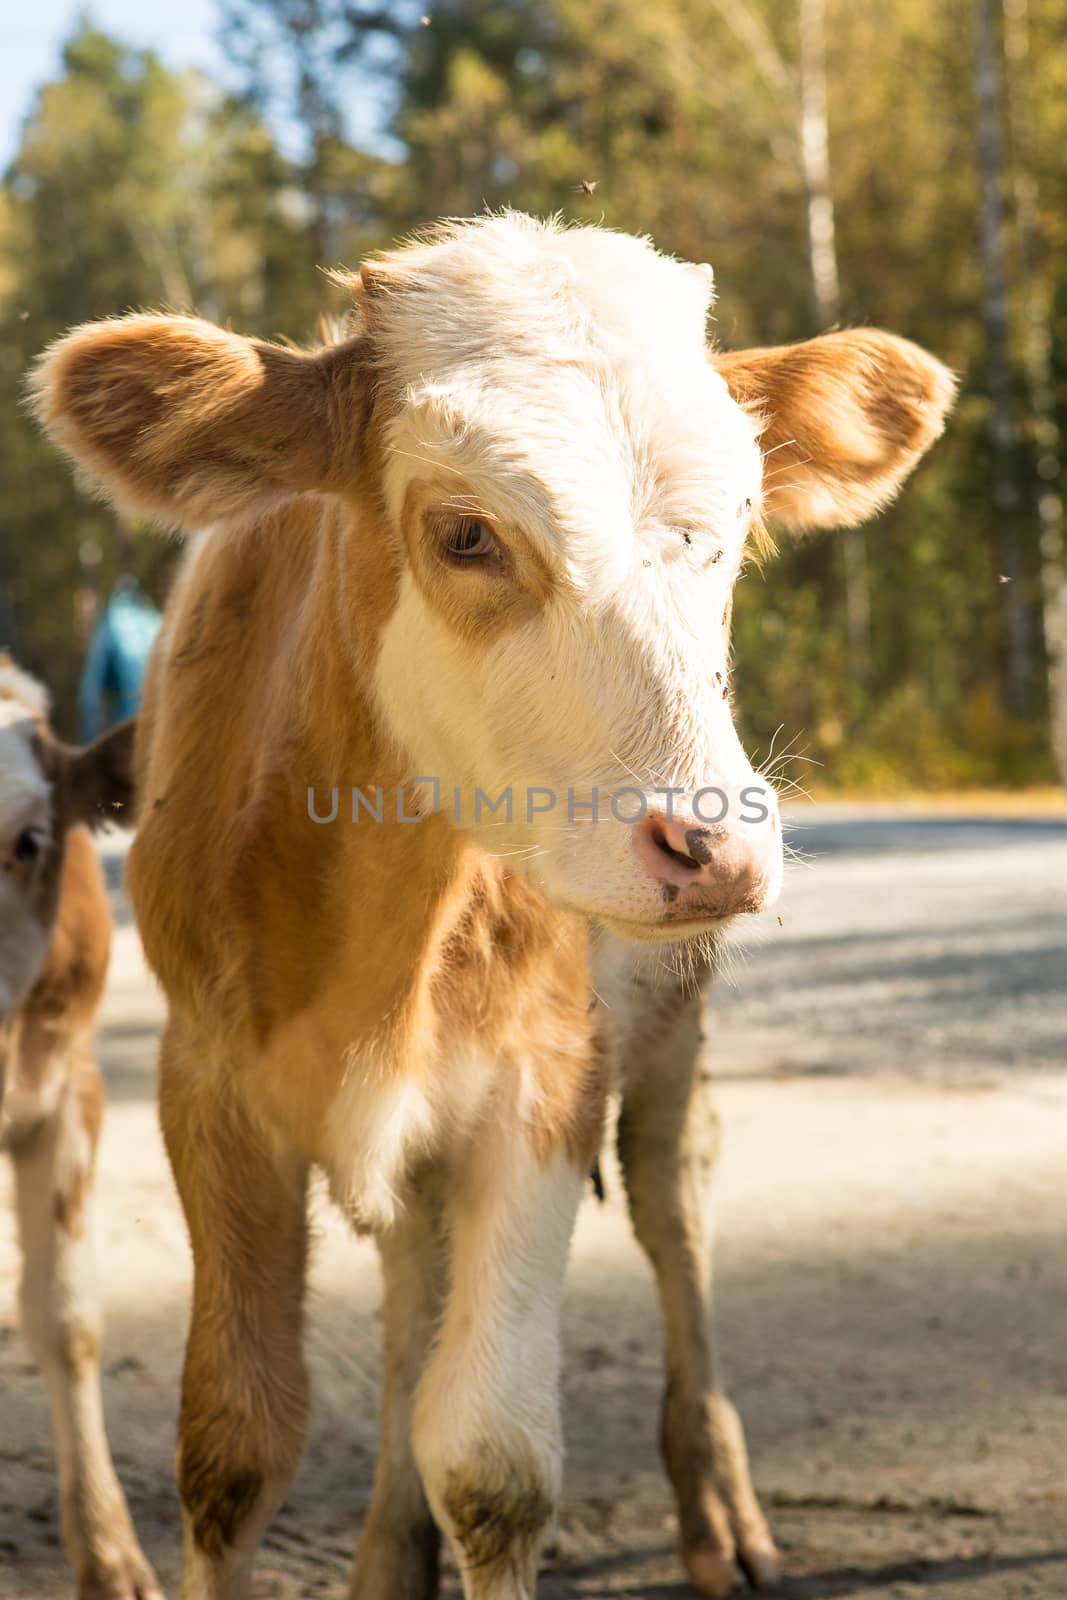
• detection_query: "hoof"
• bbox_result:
[739,1538,783,1589]
[683,1545,746,1597]
[77,1551,166,1600]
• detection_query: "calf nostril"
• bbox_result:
[649,822,702,872]
[683,827,714,865]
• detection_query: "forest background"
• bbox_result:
[2,0,1064,790]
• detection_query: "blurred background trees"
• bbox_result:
[2,0,1064,789]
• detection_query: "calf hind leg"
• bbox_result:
[11,1049,162,1600]
[349,1173,445,1600]
[617,995,779,1597]
[159,1027,311,1600]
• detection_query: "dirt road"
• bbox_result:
[2,805,1066,1598]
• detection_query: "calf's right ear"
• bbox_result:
[716,329,957,532]
[30,315,363,530]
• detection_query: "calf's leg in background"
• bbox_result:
[11,1038,162,1600]
[349,1173,446,1600]
[616,987,779,1597]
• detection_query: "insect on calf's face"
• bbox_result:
[369,224,781,939]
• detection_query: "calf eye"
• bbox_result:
[442,517,497,564]
[13,829,43,864]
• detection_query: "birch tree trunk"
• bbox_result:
[1002,0,1065,780]
[798,0,839,325]
[975,0,1032,717]
[798,0,870,677]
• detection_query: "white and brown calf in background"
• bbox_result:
[0,658,160,1600]
[33,213,954,1600]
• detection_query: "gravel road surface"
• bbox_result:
[2,804,1065,1599]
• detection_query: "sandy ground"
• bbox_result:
[2,805,1066,1599]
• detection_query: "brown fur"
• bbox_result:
[20,828,111,1035]
[30,316,368,529]
[122,490,603,1171]
[716,329,957,530]
[33,313,611,1597]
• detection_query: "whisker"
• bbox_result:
[761,723,787,770]
[762,453,814,481]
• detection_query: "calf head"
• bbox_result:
[0,657,135,1022]
[32,215,954,943]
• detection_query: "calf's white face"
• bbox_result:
[371,224,774,936]
[0,681,55,1021]
[32,213,955,943]
[364,218,954,937]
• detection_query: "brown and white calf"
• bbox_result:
[33,213,953,1600]
[0,658,160,1600]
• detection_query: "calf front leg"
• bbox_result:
[159,1023,311,1600]
[11,1048,162,1600]
[349,1172,445,1600]
[413,1132,588,1600]
[616,992,779,1597]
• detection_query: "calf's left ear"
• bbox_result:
[30,315,363,530]
[715,329,957,532]
[63,719,138,830]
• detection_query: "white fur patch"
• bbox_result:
[0,702,51,834]
[0,660,50,719]
[325,1066,436,1232]
[324,1043,498,1232]
[0,702,54,1024]
[412,1140,584,1582]
[375,216,759,590]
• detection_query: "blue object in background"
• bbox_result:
[79,577,162,741]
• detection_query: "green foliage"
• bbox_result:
[0,22,333,728]
[378,0,1060,788]
[1,3,1063,787]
